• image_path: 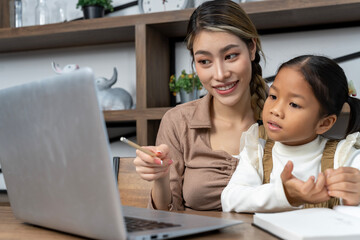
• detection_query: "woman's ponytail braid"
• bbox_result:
[250,51,267,121]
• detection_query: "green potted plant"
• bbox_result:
[76,0,114,19]
[169,70,202,103]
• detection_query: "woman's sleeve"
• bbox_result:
[150,110,186,211]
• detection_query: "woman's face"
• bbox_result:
[262,67,324,146]
[193,30,256,108]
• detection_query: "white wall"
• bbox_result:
[0,43,136,99]
[260,26,360,95]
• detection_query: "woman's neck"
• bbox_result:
[211,95,255,124]
[209,94,256,155]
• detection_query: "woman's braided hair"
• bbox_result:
[250,51,268,121]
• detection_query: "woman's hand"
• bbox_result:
[325,167,360,206]
[133,144,173,182]
[281,161,330,206]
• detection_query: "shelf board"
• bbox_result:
[1,0,360,53]
[243,0,360,31]
[103,107,171,122]
[0,18,136,53]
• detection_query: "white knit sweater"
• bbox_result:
[221,124,360,213]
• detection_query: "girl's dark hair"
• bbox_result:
[278,55,360,135]
[186,0,267,121]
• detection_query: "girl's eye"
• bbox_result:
[268,94,276,100]
[225,53,238,60]
[290,102,301,108]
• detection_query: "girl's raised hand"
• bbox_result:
[325,167,360,206]
[133,144,173,182]
[281,161,330,206]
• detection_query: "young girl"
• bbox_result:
[222,55,360,212]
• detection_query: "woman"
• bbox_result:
[134,0,268,211]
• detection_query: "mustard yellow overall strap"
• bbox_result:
[304,139,340,209]
[262,139,274,184]
[320,139,339,171]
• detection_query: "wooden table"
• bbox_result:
[0,203,276,240]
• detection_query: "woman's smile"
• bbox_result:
[213,81,239,95]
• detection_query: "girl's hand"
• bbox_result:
[325,167,360,206]
[133,144,173,181]
[281,161,330,206]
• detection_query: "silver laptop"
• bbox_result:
[0,68,242,240]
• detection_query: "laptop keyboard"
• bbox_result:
[124,216,181,232]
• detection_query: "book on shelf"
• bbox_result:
[0,164,6,190]
[0,173,6,191]
[253,206,360,240]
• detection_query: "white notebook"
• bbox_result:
[253,207,360,240]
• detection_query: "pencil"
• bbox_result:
[120,137,157,157]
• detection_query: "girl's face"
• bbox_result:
[193,30,256,108]
[262,67,326,146]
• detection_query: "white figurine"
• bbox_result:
[96,68,133,110]
[52,62,79,73]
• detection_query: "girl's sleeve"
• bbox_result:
[334,132,360,207]
[221,125,295,213]
[335,132,360,169]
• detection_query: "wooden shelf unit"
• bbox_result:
[0,0,359,145]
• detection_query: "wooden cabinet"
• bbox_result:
[0,0,359,145]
